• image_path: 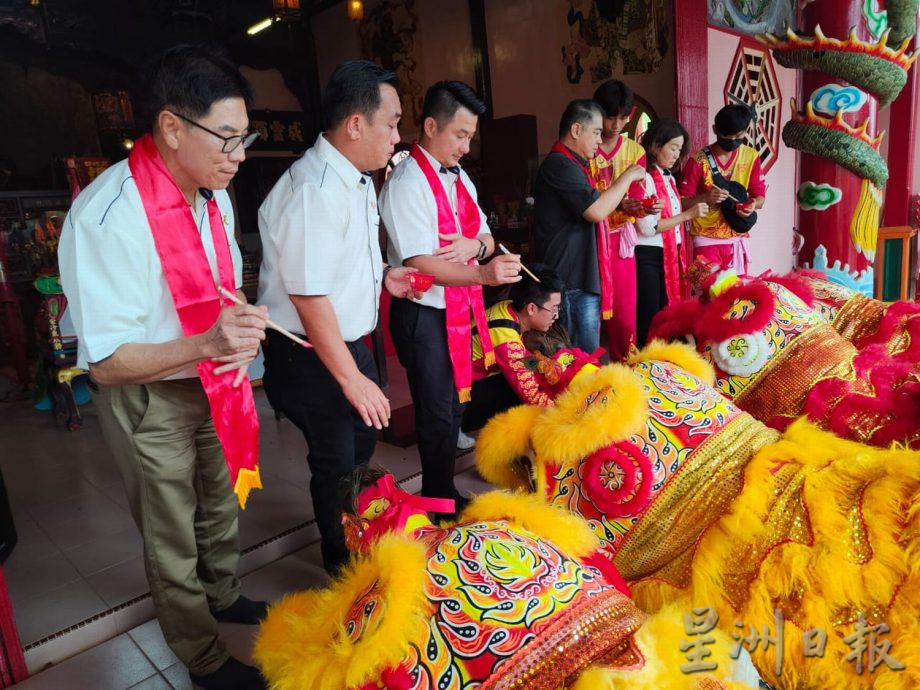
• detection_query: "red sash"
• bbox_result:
[650,167,685,304]
[128,134,261,508]
[550,141,614,319]
[352,474,455,549]
[409,144,493,403]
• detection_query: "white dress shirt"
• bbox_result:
[59,158,242,378]
[257,134,383,342]
[635,166,683,248]
[379,145,489,310]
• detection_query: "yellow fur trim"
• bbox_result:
[233,466,262,509]
[630,419,920,689]
[710,270,740,296]
[476,405,543,489]
[458,387,471,403]
[460,490,599,557]
[484,350,495,369]
[603,308,614,320]
[254,535,430,690]
[532,364,648,464]
[569,605,757,689]
[628,340,716,386]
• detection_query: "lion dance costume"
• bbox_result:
[477,343,919,688]
[647,263,920,448]
[254,471,761,689]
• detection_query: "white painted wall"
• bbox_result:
[707,27,798,274]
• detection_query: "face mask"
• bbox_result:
[717,136,743,152]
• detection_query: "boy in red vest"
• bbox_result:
[679,104,766,274]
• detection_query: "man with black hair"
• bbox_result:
[533,99,646,353]
[590,79,659,360]
[60,44,269,690]
[379,80,521,508]
[679,103,767,274]
[461,265,565,430]
[258,60,418,574]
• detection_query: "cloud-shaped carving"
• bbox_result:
[809,84,868,116]
[797,181,843,211]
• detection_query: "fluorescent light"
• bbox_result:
[247,17,274,35]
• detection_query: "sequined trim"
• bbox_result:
[720,461,813,613]
[614,415,779,583]
[734,324,856,422]
[480,588,647,689]
[832,294,885,343]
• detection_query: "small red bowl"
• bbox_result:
[641,195,659,209]
[409,273,435,292]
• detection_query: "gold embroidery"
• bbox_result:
[734,324,856,422]
[614,415,779,583]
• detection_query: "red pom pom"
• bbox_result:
[696,282,776,343]
[648,299,704,344]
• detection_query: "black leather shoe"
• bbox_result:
[189,656,267,690]
[212,595,269,625]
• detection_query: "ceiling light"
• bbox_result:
[347,0,364,21]
[247,17,274,35]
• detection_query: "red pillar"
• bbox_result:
[796,3,879,290]
[882,19,919,227]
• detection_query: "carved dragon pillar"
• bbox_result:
[760,0,918,295]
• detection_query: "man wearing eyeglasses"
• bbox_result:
[461,265,565,431]
[60,45,269,690]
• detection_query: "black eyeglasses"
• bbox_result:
[169,111,260,153]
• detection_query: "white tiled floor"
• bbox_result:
[1,361,493,689]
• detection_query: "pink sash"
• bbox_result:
[551,141,615,320]
[650,167,685,304]
[128,134,261,508]
[409,144,494,403]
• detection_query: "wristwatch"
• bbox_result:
[477,239,487,260]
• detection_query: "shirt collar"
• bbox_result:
[559,143,589,166]
[596,136,624,161]
[416,143,459,176]
[315,133,368,189]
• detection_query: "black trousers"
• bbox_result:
[462,374,522,432]
[261,330,378,573]
[389,299,464,500]
[635,245,668,348]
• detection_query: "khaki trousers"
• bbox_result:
[93,379,240,675]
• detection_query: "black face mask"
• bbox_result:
[717,136,744,152]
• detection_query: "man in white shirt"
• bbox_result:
[59,45,269,690]
[258,60,417,574]
[379,81,521,511]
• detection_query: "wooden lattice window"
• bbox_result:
[723,42,782,173]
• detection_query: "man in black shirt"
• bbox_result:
[533,99,645,352]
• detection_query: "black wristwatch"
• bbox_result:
[477,239,488,260]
